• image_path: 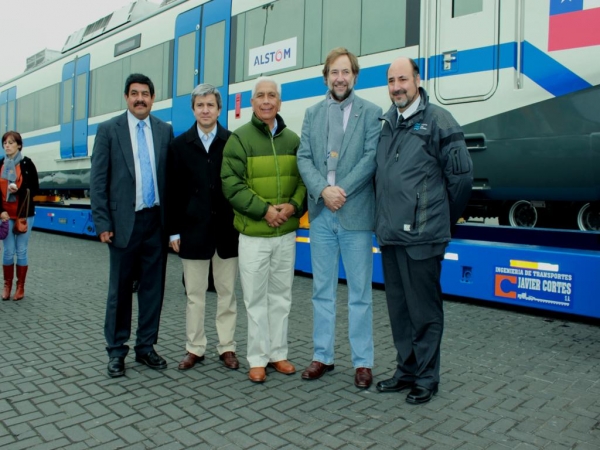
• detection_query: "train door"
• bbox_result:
[172,0,231,136]
[434,0,499,103]
[0,87,17,153]
[60,54,91,158]
[199,0,231,127]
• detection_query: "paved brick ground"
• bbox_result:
[0,231,599,449]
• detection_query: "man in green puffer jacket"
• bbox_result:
[221,77,306,384]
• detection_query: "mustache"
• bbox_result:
[392,89,407,96]
[134,101,147,107]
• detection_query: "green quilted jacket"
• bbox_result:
[221,113,306,237]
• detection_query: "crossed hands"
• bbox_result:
[322,186,346,212]
[265,203,295,227]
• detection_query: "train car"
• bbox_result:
[0,0,599,231]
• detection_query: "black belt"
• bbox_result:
[136,205,159,214]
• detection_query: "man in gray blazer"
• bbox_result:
[90,73,174,378]
[297,48,382,389]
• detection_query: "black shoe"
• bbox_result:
[107,357,125,378]
[376,378,414,393]
[406,385,438,404]
[135,350,167,370]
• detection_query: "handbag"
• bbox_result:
[0,220,8,240]
[12,189,30,235]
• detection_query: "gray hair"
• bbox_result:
[190,83,222,110]
[251,76,281,98]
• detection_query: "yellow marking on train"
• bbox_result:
[510,260,559,272]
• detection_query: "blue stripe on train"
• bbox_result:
[228,41,591,109]
[22,41,591,148]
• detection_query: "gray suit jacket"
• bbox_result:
[90,112,174,248]
[297,95,382,231]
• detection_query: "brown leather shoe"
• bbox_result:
[177,352,204,370]
[301,361,335,380]
[248,367,266,383]
[268,360,296,375]
[219,351,240,370]
[354,367,373,389]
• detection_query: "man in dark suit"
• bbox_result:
[90,73,174,378]
[166,84,240,372]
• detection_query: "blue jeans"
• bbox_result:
[309,209,374,368]
[3,217,34,266]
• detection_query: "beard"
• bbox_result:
[392,80,419,109]
[328,80,354,102]
[392,90,417,109]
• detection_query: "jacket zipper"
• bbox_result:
[270,132,282,236]
[413,192,420,230]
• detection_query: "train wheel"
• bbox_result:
[577,203,600,231]
[505,200,538,228]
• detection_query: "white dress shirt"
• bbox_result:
[198,124,217,151]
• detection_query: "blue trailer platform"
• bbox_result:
[295,225,600,319]
[34,206,96,237]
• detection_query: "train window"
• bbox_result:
[242,0,304,80]
[0,107,6,135]
[203,21,226,88]
[75,74,87,121]
[90,41,172,117]
[7,101,15,132]
[304,0,323,68]
[453,0,483,17]
[131,42,171,102]
[322,0,360,60]
[16,85,60,133]
[62,79,73,124]
[177,32,196,96]
[361,0,406,55]
[230,0,418,82]
[90,60,126,117]
[17,94,35,133]
[37,84,60,129]
[230,14,246,83]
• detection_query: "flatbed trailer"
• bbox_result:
[295,224,600,319]
[34,205,599,319]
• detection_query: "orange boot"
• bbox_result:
[2,264,14,300]
[13,265,28,301]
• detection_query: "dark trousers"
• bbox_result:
[381,245,444,390]
[105,207,165,358]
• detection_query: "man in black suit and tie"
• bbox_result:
[90,73,174,378]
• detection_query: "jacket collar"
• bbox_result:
[251,113,287,137]
[185,121,229,150]
[381,87,429,126]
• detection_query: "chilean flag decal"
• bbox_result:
[549,0,600,51]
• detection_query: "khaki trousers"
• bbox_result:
[181,254,238,356]
[238,232,296,368]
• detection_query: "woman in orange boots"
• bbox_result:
[0,131,39,301]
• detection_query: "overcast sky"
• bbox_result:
[0,0,160,82]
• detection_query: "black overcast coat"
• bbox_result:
[166,122,238,260]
